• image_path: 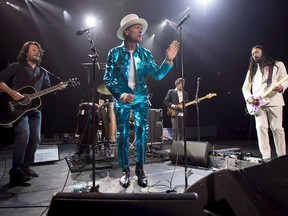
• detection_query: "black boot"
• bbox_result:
[135,163,147,188]
[119,167,130,188]
[9,170,32,188]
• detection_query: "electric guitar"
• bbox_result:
[246,75,288,115]
[167,93,217,117]
[0,78,80,126]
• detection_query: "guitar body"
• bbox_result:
[0,78,80,126]
[167,107,178,117]
[246,75,288,115]
[246,96,268,116]
[0,86,41,126]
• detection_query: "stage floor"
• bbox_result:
[0,138,279,216]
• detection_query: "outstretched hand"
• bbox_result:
[165,40,180,61]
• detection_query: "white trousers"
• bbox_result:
[255,106,286,159]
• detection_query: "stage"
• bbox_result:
[0,138,286,216]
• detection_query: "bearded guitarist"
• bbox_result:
[242,45,288,163]
[163,78,189,140]
[0,41,67,187]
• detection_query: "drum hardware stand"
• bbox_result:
[74,109,93,163]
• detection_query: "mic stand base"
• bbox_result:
[173,184,188,194]
[90,185,100,193]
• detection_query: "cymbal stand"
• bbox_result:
[86,30,101,192]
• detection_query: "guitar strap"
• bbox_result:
[34,67,44,91]
[267,63,274,87]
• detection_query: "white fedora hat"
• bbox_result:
[117,14,148,40]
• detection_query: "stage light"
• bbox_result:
[162,19,170,26]
[85,16,97,28]
[63,10,72,22]
[6,1,20,10]
[196,0,214,9]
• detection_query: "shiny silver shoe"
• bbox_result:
[119,167,130,188]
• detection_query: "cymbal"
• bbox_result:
[97,83,112,95]
[81,63,106,70]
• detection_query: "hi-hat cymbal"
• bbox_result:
[97,83,112,95]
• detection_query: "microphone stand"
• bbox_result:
[86,31,100,193]
[195,78,200,141]
[173,25,189,193]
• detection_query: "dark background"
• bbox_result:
[1,0,288,143]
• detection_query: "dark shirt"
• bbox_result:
[0,62,51,91]
[163,89,189,108]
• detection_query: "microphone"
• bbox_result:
[195,77,200,101]
[76,26,95,36]
[147,93,153,107]
[177,12,191,28]
[147,93,153,100]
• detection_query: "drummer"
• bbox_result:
[98,83,114,106]
[99,93,113,106]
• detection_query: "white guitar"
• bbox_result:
[246,75,288,115]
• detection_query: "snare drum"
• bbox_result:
[100,102,117,142]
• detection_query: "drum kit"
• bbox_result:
[74,83,136,162]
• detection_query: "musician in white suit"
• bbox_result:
[242,45,288,162]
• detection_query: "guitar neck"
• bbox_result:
[30,84,63,100]
[261,75,288,98]
[184,96,208,107]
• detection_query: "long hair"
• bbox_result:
[17,41,44,64]
[248,45,275,82]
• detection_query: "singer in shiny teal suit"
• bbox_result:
[104,43,173,170]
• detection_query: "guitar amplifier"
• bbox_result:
[148,109,163,143]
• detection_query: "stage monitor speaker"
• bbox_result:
[185,155,288,215]
[169,141,212,167]
[47,192,201,216]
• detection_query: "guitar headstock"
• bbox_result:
[206,93,217,98]
[67,78,80,87]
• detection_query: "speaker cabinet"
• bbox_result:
[47,192,200,216]
[185,155,288,215]
[148,109,163,143]
[169,141,212,167]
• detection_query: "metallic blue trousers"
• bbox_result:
[114,99,149,169]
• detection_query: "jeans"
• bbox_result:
[10,110,41,175]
